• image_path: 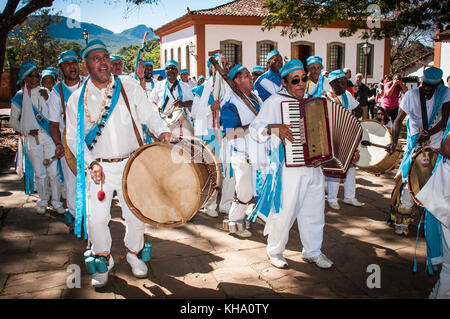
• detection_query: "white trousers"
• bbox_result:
[430,224,450,299]
[60,156,77,217]
[25,133,62,209]
[228,152,254,223]
[326,166,356,203]
[265,166,325,259]
[205,174,236,213]
[86,159,145,255]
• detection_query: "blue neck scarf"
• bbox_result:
[161,80,183,114]
[307,75,324,98]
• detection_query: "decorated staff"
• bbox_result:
[9,61,64,215]
[65,39,171,288]
[249,59,333,269]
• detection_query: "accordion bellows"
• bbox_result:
[280,97,362,178]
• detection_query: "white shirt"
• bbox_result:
[306,76,331,97]
[48,78,86,134]
[16,86,49,133]
[149,79,194,110]
[65,75,170,166]
[326,90,359,112]
[400,86,450,148]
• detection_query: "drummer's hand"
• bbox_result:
[210,100,220,112]
[158,132,173,143]
[55,144,65,158]
[417,130,430,145]
[173,99,182,108]
[268,124,294,143]
[351,149,360,163]
[386,143,396,155]
[90,162,105,185]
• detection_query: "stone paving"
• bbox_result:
[0,163,436,299]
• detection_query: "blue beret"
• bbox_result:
[18,61,37,83]
[279,59,304,79]
[253,66,264,73]
[306,56,323,67]
[165,60,179,69]
[423,67,443,85]
[41,70,56,81]
[58,50,78,65]
[47,67,59,77]
[180,68,189,75]
[328,69,347,83]
[266,50,280,63]
[143,60,153,66]
[110,55,123,63]
[197,75,205,81]
[228,64,247,80]
[80,39,108,61]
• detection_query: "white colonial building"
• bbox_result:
[154,0,391,83]
[433,24,450,84]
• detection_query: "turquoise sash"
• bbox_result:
[307,75,325,99]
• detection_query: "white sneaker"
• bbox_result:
[126,253,148,278]
[53,206,66,215]
[236,222,252,238]
[328,201,340,210]
[303,253,334,269]
[205,209,218,217]
[91,255,114,288]
[268,254,288,268]
[394,223,409,236]
[343,197,363,207]
[36,206,46,215]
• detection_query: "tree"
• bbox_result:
[261,0,450,40]
[117,38,160,73]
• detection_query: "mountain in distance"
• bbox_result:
[39,15,156,52]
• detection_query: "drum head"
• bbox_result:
[356,120,391,168]
[123,143,202,227]
[408,147,439,207]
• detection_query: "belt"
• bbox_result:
[95,156,129,163]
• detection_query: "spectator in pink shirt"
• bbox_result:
[381,74,408,121]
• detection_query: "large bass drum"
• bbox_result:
[122,136,222,228]
[62,128,77,175]
[355,120,401,174]
[407,146,439,207]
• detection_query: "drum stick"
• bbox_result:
[43,155,58,166]
[361,140,403,152]
[34,135,40,145]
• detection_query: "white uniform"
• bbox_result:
[250,91,325,259]
[326,91,360,204]
[149,79,194,137]
[306,76,331,98]
[12,86,63,210]
[65,75,169,255]
[48,78,86,217]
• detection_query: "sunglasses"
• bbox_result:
[376,113,384,116]
[165,66,177,71]
[290,75,308,85]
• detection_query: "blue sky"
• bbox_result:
[9,0,232,33]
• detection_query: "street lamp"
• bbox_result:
[362,41,371,85]
[83,29,89,45]
[188,42,197,60]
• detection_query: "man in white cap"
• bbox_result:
[48,50,87,225]
[253,50,284,101]
[252,66,264,83]
[305,56,330,98]
[249,59,333,269]
[325,69,363,210]
[180,68,196,89]
[149,60,194,137]
[388,66,450,236]
[65,39,172,288]
[220,64,263,238]
[9,61,64,215]
[110,55,124,76]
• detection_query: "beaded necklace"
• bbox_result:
[83,77,113,124]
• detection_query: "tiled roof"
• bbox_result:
[191,0,269,17]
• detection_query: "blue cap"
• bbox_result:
[110,55,123,63]
[143,60,153,66]
[228,64,247,80]
[41,69,56,81]
[180,68,189,75]
[328,69,347,83]
[80,39,108,60]
[279,59,304,79]
[207,53,221,70]
[253,66,264,73]
[423,67,443,85]
[306,56,323,68]
[266,50,280,63]
[58,50,78,65]
[165,60,179,69]
[18,61,38,83]
[47,67,59,78]
[198,75,205,81]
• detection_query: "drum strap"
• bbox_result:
[59,83,66,124]
[120,85,144,147]
[419,87,428,132]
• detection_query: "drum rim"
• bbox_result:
[355,119,397,173]
[407,146,440,208]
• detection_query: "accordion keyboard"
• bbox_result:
[281,101,307,166]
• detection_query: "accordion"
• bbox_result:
[280,97,362,178]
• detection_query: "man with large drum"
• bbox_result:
[65,40,172,288]
[388,67,450,236]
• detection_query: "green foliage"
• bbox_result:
[117,38,160,72]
